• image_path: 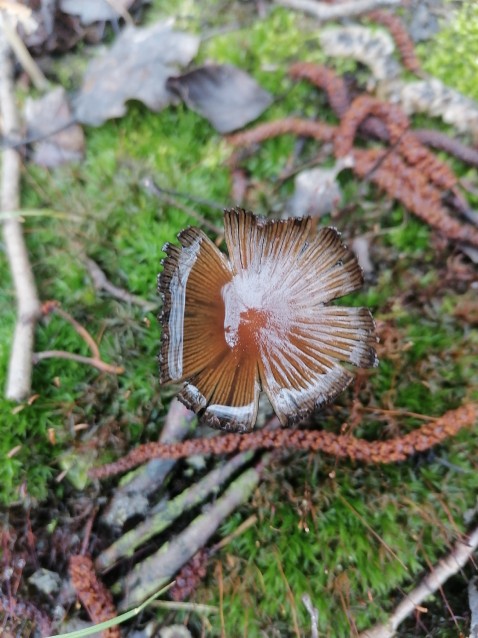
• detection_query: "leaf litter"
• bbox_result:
[25,87,84,167]
[166,64,273,133]
[73,20,200,126]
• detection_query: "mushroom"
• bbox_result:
[158,209,378,432]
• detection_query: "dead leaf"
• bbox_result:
[166,64,273,133]
[287,159,352,218]
[73,20,200,126]
[59,0,135,25]
[25,87,85,167]
[351,236,374,277]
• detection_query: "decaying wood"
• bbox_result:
[101,399,195,531]
[118,462,264,610]
[96,450,253,572]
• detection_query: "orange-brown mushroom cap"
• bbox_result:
[158,209,378,432]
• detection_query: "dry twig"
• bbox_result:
[0,11,48,90]
[85,257,157,310]
[32,350,124,374]
[359,525,478,638]
[0,32,41,401]
[34,301,124,374]
[44,302,100,359]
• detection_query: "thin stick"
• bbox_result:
[100,399,195,531]
[52,305,100,359]
[468,577,478,638]
[0,14,49,90]
[302,594,319,638]
[32,350,124,375]
[213,514,258,552]
[274,0,400,21]
[359,525,478,638]
[142,178,223,235]
[84,257,157,310]
[0,32,42,401]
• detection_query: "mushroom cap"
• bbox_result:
[158,208,378,432]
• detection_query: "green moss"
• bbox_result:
[417,0,478,101]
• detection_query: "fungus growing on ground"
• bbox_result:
[158,209,378,432]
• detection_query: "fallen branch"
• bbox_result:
[274,0,400,21]
[101,399,195,530]
[117,460,265,610]
[0,31,41,401]
[90,404,477,479]
[95,450,254,572]
[359,525,478,638]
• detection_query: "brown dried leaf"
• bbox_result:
[73,20,200,126]
[25,87,84,167]
[166,64,273,133]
